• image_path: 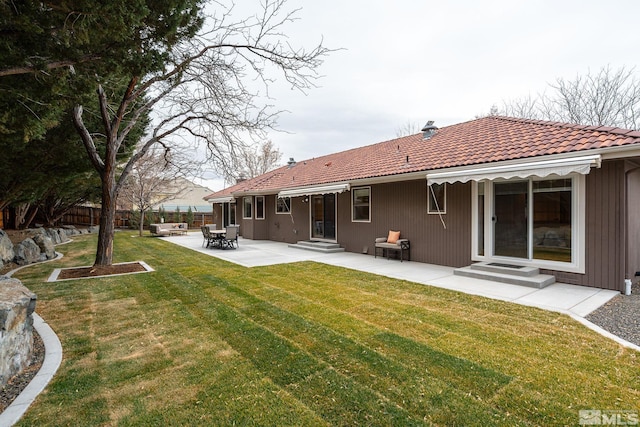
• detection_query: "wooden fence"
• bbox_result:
[61,207,214,229]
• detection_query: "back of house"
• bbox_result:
[204,116,640,293]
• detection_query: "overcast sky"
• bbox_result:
[198,0,640,190]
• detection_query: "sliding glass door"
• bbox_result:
[223,202,236,227]
[474,176,579,267]
[311,194,336,240]
[493,181,529,258]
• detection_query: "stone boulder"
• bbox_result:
[61,225,81,236]
[0,230,14,268]
[46,228,70,244]
[0,277,37,387]
[13,238,41,266]
[32,233,56,260]
[44,228,61,245]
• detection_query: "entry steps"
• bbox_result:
[454,262,555,289]
[288,240,345,254]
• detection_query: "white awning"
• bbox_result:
[278,183,350,198]
[206,196,235,204]
[426,154,601,185]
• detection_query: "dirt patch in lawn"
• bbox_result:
[57,262,148,280]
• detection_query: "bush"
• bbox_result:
[129,209,154,230]
[186,206,194,227]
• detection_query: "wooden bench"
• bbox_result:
[374,237,410,262]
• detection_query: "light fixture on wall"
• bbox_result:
[303,196,309,203]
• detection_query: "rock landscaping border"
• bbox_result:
[1,226,98,271]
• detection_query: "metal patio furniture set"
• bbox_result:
[201,225,239,249]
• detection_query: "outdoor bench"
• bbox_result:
[150,223,188,236]
[374,234,410,262]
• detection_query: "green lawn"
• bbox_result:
[13,233,640,426]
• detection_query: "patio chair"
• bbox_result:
[222,225,239,249]
[201,226,212,247]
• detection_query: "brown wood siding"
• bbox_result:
[240,211,254,239]
[252,197,270,240]
[337,179,472,267]
[627,163,640,282]
[265,195,310,243]
[211,204,223,229]
[542,160,625,291]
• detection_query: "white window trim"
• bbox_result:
[243,196,253,219]
[427,183,446,214]
[275,196,291,214]
[471,174,586,274]
[255,196,265,220]
[351,186,371,223]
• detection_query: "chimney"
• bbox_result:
[287,157,297,167]
[421,121,438,140]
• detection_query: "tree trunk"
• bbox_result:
[139,209,145,237]
[94,176,117,266]
[23,206,39,229]
[13,203,29,229]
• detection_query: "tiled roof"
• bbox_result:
[205,116,640,199]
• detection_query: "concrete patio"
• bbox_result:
[167,232,619,318]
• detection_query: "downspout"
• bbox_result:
[624,160,640,294]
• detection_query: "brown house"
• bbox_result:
[204,116,640,293]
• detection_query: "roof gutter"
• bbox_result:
[206,196,235,204]
[595,144,640,160]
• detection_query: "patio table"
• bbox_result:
[208,229,226,249]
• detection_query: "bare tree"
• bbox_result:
[493,94,541,120]
[394,120,421,137]
[543,67,640,129]
[119,150,183,236]
[224,140,282,183]
[493,66,640,129]
[72,0,331,265]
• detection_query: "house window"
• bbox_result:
[255,196,265,220]
[276,197,291,214]
[428,183,446,214]
[352,187,371,222]
[243,197,252,219]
